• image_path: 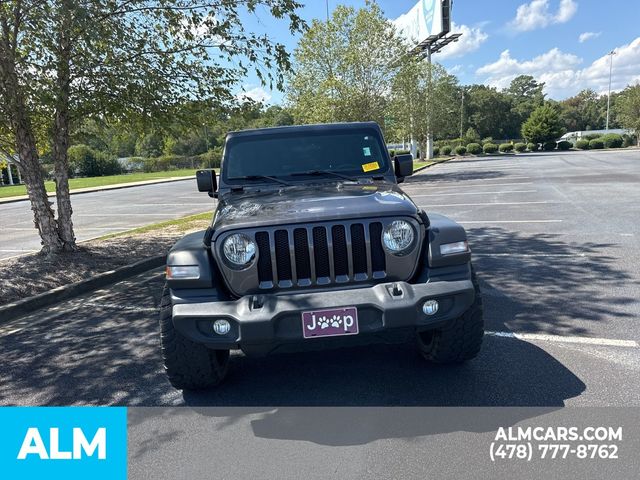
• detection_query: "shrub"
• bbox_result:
[600,133,623,148]
[575,139,590,150]
[527,142,537,151]
[199,147,223,169]
[68,144,122,177]
[466,143,482,154]
[584,133,601,141]
[433,146,440,157]
[543,141,557,151]
[454,145,467,155]
[622,134,634,147]
[481,137,494,145]
[589,138,604,149]
[483,143,498,154]
[557,140,572,151]
[499,143,514,153]
[441,145,452,155]
[514,142,527,152]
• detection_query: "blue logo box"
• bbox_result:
[0,407,127,480]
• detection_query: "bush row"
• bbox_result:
[575,133,625,150]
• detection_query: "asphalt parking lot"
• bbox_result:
[1,149,639,406]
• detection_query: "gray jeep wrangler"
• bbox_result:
[160,122,483,390]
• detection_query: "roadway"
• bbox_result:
[0,178,214,260]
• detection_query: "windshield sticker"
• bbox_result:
[362,161,379,172]
[362,147,372,156]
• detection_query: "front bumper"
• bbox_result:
[171,280,475,356]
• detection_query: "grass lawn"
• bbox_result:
[99,212,212,240]
[413,161,434,170]
[0,169,203,199]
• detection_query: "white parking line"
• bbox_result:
[473,253,585,257]
[414,181,533,189]
[486,331,639,348]
[459,220,563,224]
[426,201,552,207]
[412,190,537,197]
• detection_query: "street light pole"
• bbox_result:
[606,50,616,131]
[460,89,465,140]
[425,47,433,160]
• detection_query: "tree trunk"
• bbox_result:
[0,42,63,254]
[51,2,77,251]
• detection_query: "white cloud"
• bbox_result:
[434,22,489,60]
[236,85,272,103]
[510,0,578,32]
[579,31,601,43]
[476,37,640,98]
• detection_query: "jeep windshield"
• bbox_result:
[223,127,390,183]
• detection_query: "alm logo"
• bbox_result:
[17,427,107,460]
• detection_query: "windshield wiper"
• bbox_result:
[227,175,293,186]
[290,170,357,182]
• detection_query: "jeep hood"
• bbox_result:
[211,181,419,237]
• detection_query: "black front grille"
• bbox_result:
[254,221,386,289]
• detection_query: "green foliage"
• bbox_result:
[499,143,514,153]
[441,145,452,155]
[575,139,590,149]
[483,143,498,154]
[600,133,623,148]
[288,3,404,130]
[559,89,607,132]
[68,145,122,177]
[521,104,565,144]
[589,139,604,149]
[543,141,557,151]
[615,85,640,142]
[527,142,537,151]
[514,142,527,152]
[199,147,224,169]
[584,133,601,140]
[466,143,482,154]
[622,134,636,147]
[557,140,572,151]
[454,145,466,155]
[135,132,164,158]
[462,128,481,145]
[433,146,440,157]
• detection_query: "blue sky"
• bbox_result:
[237,0,640,104]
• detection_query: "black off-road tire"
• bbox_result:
[159,284,229,390]
[417,267,484,363]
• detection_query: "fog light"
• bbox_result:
[213,319,231,335]
[422,300,439,315]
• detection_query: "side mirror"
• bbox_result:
[394,154,414,182]
[196,169,217,197]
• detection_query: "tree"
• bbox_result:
[466,85,516,140]
[521,104,565,145]
[287,2,405,129]
[506,75,545,134]
[0,1,304,254]
[559,89,606,132]
[615,84,640,145]
[389,58,461,155]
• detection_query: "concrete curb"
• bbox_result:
[0,176,193,205]
[0,255,165,323]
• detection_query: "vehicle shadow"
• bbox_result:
[406,169,510,184]
[466,227,637,335]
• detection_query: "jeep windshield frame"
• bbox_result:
[219,124,394,190]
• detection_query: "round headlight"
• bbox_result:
[222,233,256,268]
[382,220,415,254]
